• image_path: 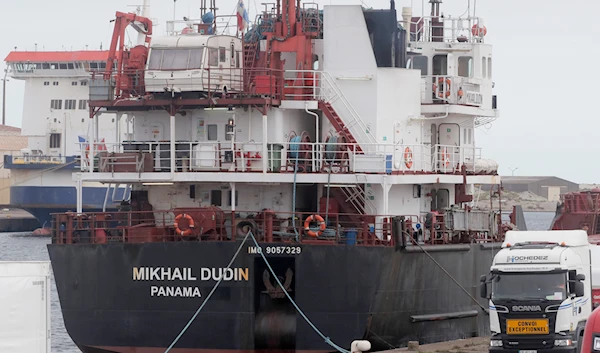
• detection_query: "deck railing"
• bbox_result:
[76,140,487,175]
[51,208,502,246]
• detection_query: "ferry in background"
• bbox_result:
[2,51,130,232]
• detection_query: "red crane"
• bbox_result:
[105,11,153,98]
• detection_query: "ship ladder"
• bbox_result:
[164,229,350,353]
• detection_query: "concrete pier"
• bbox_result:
[0,208,40,232]
[376,337,490,353]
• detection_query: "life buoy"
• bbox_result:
[174,213,195,236]
[432,77,451,98]
[471,24,487,37]
[404,147,413,169]
[304,214,326,237]
[441,148,450,167]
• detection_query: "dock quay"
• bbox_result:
[0,207,40,232]
[376,337,490,353]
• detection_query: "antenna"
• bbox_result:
[508,167,518,176]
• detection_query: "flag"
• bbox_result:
[77,136,107,151]
[237,0,250,32]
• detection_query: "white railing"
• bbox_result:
[77,141,488,176]
[422,75,483,106]
[408,16,486,44]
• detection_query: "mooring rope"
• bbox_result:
[164,230,350,353]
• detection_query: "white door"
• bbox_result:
[438,123,460,170]
[547,186,562,202]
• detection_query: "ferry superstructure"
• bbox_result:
[2,51,130,229]
[48,0,508,352]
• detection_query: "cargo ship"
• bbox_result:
[47,0,508,352]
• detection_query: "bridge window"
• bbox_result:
[50,99,62,109]
[407,55,428,75]
[49,133,61,149]
[78,100,87,110]
[59,63,68,69]
[432,55,447,75]
[65,99,76,110]
[482,57,487,78]
[458,56,473,77]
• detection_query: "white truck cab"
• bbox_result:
[480,230,592,353]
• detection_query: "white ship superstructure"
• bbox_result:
[70,0,502,243]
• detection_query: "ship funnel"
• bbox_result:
[351,340,371,353]
[402,7,412,45]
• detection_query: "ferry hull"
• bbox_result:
[10,185,127,226]
[48,241,498,353]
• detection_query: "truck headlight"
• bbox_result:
[554,339,573,346]
[490,340,502,347]
[594,336,600,351]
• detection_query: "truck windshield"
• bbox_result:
[491,272,567,301]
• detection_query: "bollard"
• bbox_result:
[351,340,371,353]
[407,341,419,351]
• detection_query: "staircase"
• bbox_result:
[243,41,259,90]
[328,184,376,217]
[317,72,376,154]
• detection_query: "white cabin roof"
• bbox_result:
[503,230,590,248]
[150,34,238,48]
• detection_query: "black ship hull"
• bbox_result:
[48,241,499,353]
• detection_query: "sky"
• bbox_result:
[1,0,599,183]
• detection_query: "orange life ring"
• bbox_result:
[304,214,326,237]
[433,77,451,98]
[441,148,450,167]
[404,147,413,169]
[174,213,195,236]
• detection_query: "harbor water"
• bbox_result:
[0,211,556,353]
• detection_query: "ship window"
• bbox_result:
[481,57,487,78]
[42,63,50,69]
[50,99,62,109]
[148,49,163,70]
[90,62,98,69]
[219,47,226,62]
[208,48,218,66]
[228,190,238,207]
[72,81,78,86]
[188,48,204,69]
[65,99,76,110]
[59,63,68,69]
[463,128,466,144]
[468,128,472,144]
[210,190,222,206]
[408,55,428,75]
[67,63,75,70]
[49,133,61,149]
[78,100,87,110]
[53,81,59,86]
[236,51,241,68]
[44,81,49,86]
[432,55,447,75]
[99,62,106,69]
[488,57,492,78]
[207,124,218,141]
[80,80,88,86]
[458,56,473,78]
[161,50,190,70]
[50,63,58,69]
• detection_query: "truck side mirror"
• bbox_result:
[480,282,487,299]
[575,282,584,297]
[576,274,585,281]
